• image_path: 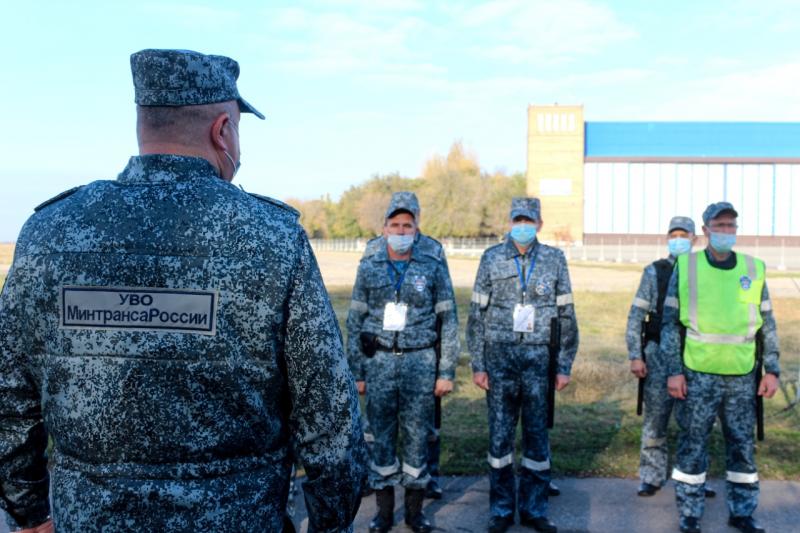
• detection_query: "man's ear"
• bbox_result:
[210,113,231,152]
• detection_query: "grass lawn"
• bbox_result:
[329,285,800,480]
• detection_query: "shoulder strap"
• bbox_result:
[247,192,300,218]
[34,186,82,212]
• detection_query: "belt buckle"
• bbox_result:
[393,346,403,356]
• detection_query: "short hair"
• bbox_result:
[136,101,237,144]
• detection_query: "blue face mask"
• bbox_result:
[387,234,415,254]
[667,237,692,257]
[510,223,537,246]
[709,232,736,253]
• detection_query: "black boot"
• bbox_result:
[369,487,394,533]
[425,477,443,500]
[404,488,432,533]
[679,516,701,533]
[728,515,765,533]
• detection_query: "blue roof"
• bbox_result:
[585,122,800,158]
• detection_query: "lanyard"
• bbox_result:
[514,251,538,303]
[387,261,409,298]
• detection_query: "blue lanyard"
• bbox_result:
[514,252,537,300]
[387,261,409,296]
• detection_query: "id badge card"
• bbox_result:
[513,304,535,333]
[383,302,408,331]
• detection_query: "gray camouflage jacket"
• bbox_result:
[467,238,579,375]
[346,234,460,381]
[0,155,367,532]
[660,249,780,377]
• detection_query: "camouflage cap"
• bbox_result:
[385,192,420,220]
[667,216,696,234]
[510,197,541,221]
[130,49,265,119]
[702,201,738,226]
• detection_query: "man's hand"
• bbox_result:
[630,359,647,379]
[473,371,489,391]
[555,374,570,391]
[667,374,687,399]
[356,381,366,395]
[758,373,779,399]
[434,379,453,397]
[18,519,54,533]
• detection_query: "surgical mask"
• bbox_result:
[709,232,736,253]
[223,150,241,179]
[387,234,414,254]
[667,237,692,257]
[510,223,537,246]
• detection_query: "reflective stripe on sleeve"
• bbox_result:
[632,297,650,310]
[727,471,759,484]
[487,452,514,469]
[363,432,375,443]
[350,300,368,313]
[556,293,574,306]
[672,468,706,485]
[472,291,489,307]
[760,300,772,312]
[370,458,400,477]
[435,300,454,314]
[520,457,551,472]
[664,296,679,309]
[402,462,426,479]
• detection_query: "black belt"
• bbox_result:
[377,342,436,356]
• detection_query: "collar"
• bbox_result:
[504,236,538,260]
[375,232,426,263]
[117,154,221,184]
[704,247,737,270]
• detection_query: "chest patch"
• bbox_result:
[413,276,427,292]
[739,276,752,290]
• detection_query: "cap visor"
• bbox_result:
[238,97,265,120]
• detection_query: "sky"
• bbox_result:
[1,0,799,241]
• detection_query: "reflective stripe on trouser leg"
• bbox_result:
[487,452,514,469]
[720,372,759,518]
[518,344,551,520]
[399,347,436,489]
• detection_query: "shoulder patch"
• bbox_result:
[34,186,83,212]
[247,192,300,218]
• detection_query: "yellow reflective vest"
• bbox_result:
[677,251,765,375]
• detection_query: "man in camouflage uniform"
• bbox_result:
[0,49,367,533]
[627,216,717,499]
[663,202,780,533]
[347,192,460,533]
[467,198,579,533]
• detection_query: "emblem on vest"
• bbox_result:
[413,276,427,292]
[535,282,550,296]
[740,276,752,290]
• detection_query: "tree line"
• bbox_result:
[286,142,526,239]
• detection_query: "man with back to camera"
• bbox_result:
[467,198,579,533]
[662,202,780,533]
[0,49,367,532]
[626,216,715,499]
[346,192,460,533]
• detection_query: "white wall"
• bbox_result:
[583,162,800,235]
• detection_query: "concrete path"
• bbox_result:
[2,477,797,532]
[290,477,799,533]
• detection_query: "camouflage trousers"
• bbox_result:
[639,345,676,486]
[364,347,436,490]
[673,368,759,519]
[485,343,551,520]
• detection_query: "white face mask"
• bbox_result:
[223,150,241,179]
[387,234,414,254]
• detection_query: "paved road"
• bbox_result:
[289,476,799,533]
[3,477,797,532]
